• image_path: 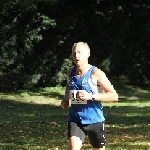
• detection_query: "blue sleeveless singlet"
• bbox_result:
[68,66,105,124]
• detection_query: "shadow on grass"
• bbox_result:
[7,90,65,100]
[0,99,150,150]
[112,81,150,101]
[104,106,150,125]
[104,105,150,150]
[38,91,64,100]
[0,99,68,149]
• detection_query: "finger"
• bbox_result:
[77,90,82,93]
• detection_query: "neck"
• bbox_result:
[76,63,91,75]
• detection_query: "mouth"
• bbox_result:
[75,59,79,63]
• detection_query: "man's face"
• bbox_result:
[72,45,90,66]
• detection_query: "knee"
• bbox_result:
[69,136,82,150]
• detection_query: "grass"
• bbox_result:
[0,83,150,150]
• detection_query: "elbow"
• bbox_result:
[114,93,118,101]
[111,90,118,101]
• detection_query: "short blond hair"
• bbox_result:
[72,42,90,52]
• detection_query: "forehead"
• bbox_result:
[72,45,89,53]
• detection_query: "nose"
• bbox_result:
[75,53,80,58]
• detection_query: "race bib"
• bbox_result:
[70,90,87,104]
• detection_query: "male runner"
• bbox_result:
[61,42,118,150]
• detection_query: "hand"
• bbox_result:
[61,100,69,109]
[77,90,92,101]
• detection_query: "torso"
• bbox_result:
[68,65,105,124]
[74,64,98,85]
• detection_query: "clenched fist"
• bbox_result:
[77,90,92,101]
[61,100,69,109]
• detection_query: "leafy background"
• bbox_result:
[0,0,150,90]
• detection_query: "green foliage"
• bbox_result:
[0,0,150,90]
[0,23,17,68]
[100,58,111,74]
[55,58,74,86]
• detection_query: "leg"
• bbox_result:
[69,136,82,150]
[86,121,106,150]
[68,122,85,150]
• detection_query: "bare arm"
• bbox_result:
[63,83,70,102]
[61,70,71,109]
[92,68,118,102]
[63,70,71,101]
[77,68,118,102]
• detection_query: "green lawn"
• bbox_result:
[0,84,150,150]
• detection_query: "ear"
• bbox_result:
[87,52,90,58]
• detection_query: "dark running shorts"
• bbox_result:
[68,121,106,148]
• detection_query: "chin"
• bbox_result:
[75,63,80,67]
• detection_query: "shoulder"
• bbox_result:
[92,67,115,92]
[67,67,75,76]
[92,67,106,78]
[67,69,72,75]
[66,69,73,84]
[66,67,76,82]
[92,67,110,85]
